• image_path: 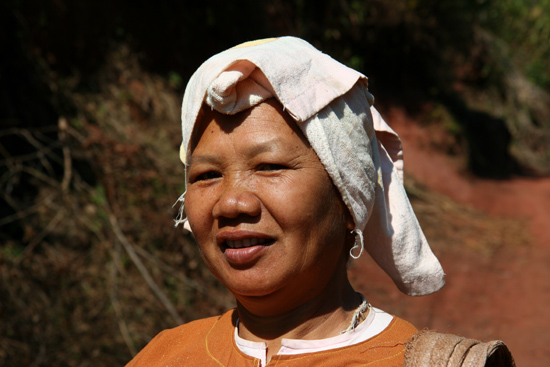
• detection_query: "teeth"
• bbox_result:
[226,238,269,249]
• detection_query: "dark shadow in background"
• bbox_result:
[1,0,525,242]
[1,0,271,241]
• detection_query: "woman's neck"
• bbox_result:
[235,276,361,362]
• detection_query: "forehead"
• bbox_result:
[190,100,310,153]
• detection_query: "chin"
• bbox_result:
[226,281,279,299]
[223,275,288,300]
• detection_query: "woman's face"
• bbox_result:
[185,100,353,308]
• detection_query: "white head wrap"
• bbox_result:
[175,37,445,296]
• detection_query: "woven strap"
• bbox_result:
[403,329,515,367]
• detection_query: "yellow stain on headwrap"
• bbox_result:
[179,144,186,164]
[378,169,384,188]
[232,38,279,49]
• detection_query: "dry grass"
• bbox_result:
[0,47,233,366]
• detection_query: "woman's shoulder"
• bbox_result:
[125,309,236,367]
[371,312,418,345]
[351,313,417,366]
[163,309,235,338]
[384,314,418,340]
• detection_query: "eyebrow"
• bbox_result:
[245,138,282,157]
[187,154,220,166]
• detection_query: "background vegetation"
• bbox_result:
[1,0,549,365]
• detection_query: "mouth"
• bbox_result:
[218,234,275,266]
[216,231,275,265]
[224,237,274,249]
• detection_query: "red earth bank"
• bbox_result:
[350,108,550,367]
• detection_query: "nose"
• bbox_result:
[212,182,262,220]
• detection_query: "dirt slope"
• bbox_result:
[350,108,550,367]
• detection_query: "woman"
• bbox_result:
[126,37,513,366]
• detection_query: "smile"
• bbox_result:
[225,238,272,249]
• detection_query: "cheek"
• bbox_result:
[185,188,215,240]
[310,182,350,247]
[185,190,221,271]
[269,175,347,235]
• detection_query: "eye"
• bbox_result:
[257,163,288,171]
[193,171,222,182]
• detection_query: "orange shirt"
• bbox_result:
[126,309,417,367]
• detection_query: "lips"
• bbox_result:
[226,237,272,249]
[217,231,275,265]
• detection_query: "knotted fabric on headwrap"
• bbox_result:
[176,36,445,296]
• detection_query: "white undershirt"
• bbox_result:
[234,307,393,367]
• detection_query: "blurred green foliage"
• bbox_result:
[486,0,550,89]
